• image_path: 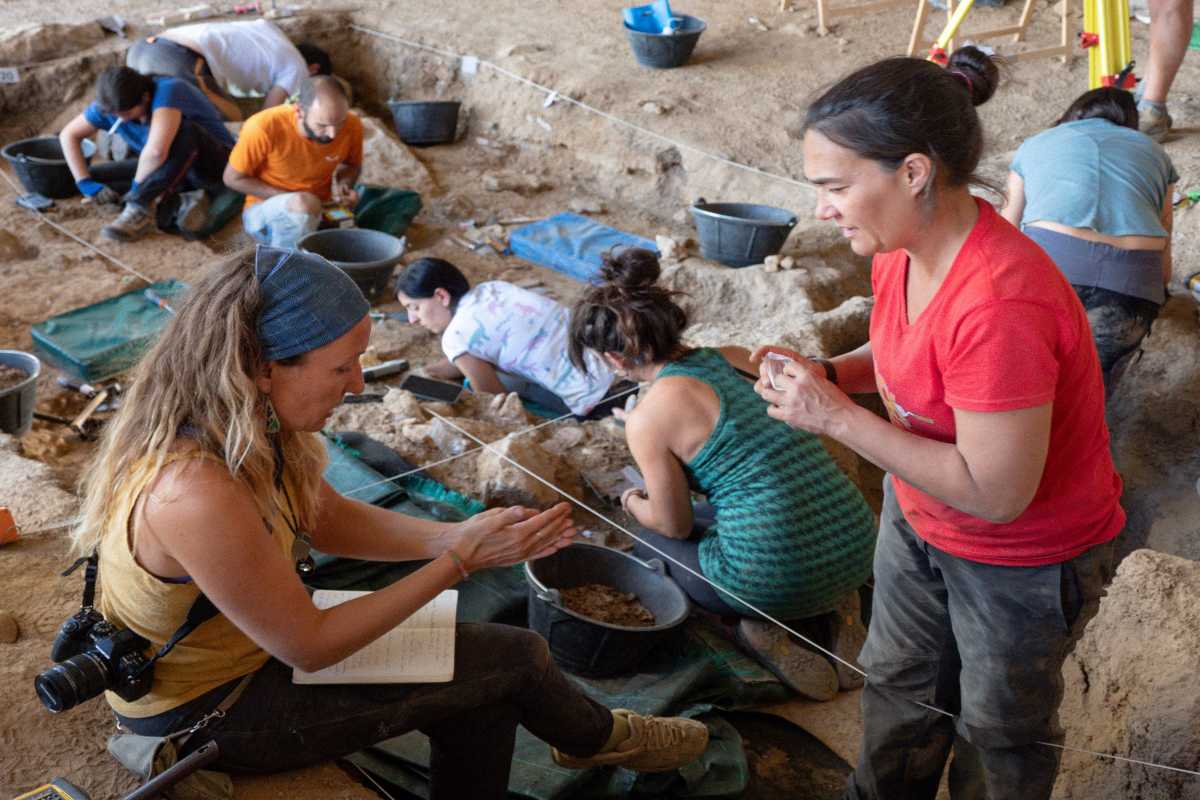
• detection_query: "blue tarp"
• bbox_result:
[508,212,659,283]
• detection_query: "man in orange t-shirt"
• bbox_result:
[223,75,363,248]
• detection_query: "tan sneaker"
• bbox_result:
[829,591,868,691]
[551,709,709,772]
[736,618,838,701]
[101,203,154,242]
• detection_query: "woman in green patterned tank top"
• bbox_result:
[569,249,877,702]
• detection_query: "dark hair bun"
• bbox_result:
[600,247,661,289]
[947,46,999,107]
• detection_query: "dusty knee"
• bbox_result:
[286,192,322,215]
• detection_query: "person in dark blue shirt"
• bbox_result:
[59,67,236,242]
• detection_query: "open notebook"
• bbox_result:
[293,589,458,684]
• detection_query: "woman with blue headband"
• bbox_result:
[70,247,708,795]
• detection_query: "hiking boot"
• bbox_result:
[736,619,838,701]
[551,709,709,772]
[174,189,211,236]
[101,203,154,242]
[829,591,868,691]
[1138,102,1172,142]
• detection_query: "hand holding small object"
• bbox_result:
[754,354,855,437]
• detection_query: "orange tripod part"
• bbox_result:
[0,507,19,546]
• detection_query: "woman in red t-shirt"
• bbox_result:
[754,46,1123,800]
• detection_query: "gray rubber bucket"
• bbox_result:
[690,199,798,268]
[0,350,41,436]
[525,542,690,677]
[387,101,461,145]
[298,229,407,303]
[624,15,707,69]
[2,137,96,199]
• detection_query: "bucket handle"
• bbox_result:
[525,547,668,606]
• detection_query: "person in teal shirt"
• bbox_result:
[569,248,877,701]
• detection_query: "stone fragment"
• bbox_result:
[382,388,427,423]
[764,255,782,272]
[481,393,532,427]
[640,101,667,115]
[542,425,587,455]
[429,416,504,456]
[656,235,681,262]
[482,173,551,195]
[781,256,796,270]
[0,611,18,644]
[476,437,583,508]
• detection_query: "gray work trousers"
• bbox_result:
[845,475,1115,800]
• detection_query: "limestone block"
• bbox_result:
[476,437,582,508]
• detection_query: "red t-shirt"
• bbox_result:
[869,199,1124,566]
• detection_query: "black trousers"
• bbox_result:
[117,623,614,800]
[92,120,230,210]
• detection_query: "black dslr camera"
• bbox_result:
[36,606,153,713]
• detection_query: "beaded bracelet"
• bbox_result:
[446,549,471,581]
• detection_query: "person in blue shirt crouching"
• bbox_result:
[59,66,236,242]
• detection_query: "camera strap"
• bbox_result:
[64,551,221,677]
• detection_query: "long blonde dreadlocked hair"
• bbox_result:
[72,250,327,555]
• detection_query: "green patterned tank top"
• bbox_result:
[658,348,876,619]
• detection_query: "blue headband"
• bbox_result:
[255,245,370,362]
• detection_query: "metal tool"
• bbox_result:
[362,358,409,382]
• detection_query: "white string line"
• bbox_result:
[0,167,156,285]
[426,408,1200,780]
[339,383,640,497]
[348,24,815,194]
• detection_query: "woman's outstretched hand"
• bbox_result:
[751,347,857,437]
[449,502,577,573]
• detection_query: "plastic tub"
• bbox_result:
[624,14,706,69]
[298,228,407,302]
[387,101,462,145]
[525,542,690,677]
[0,350,41,436]
[2,137,97,199]
[690,199,798,268]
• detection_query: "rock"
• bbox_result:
[382,388,427,422]
[764,255,782,272]
[0,23,105,65]
[781,256,796,270]
[0,434,78,536]
[1055,550,1200,799]
[481,393,532,427]
[429,416,504,456]
[656,234,681,262]
[640,101,667,115]
[0,611,18,644]
[542,425,587,455]
[482,173,551,196]
[780,23,810,36]
[747,16,771,31]
[496,42,548,59]
[0,231,36,261]
[476,437,583,508]
[568,197,607,215]
[358,115,438,196]
[837,37,850,47]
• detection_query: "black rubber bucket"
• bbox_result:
[0,350,41,436]
[298,229,407,303]
[690,199,798,268]
[2,137,97,199]
[525,543,690,677]
[387,101,462,145]
[624,15,706,69]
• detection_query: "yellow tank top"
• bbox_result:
[97,450,295,718]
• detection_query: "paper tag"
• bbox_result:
[0,67,20,85]
[460,55,479,76]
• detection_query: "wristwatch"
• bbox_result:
[808,357,838,385]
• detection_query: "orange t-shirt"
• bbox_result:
[229,103,363,207]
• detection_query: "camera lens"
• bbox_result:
[35,652,110,713]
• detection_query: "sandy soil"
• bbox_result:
[1,1,1198,798]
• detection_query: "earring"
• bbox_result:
[265,397,281,434]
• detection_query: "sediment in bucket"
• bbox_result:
[0,351,41,436]
[298,229,407,302]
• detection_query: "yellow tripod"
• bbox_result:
[1082,0,1135,88]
